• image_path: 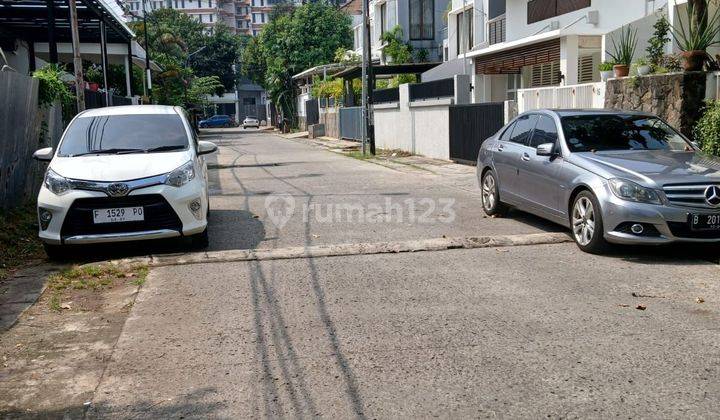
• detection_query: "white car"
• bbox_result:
[33,105,217,258]
[242,116,259,129]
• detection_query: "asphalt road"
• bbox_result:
[90,129,720,418]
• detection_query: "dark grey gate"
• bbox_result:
[449,102,505,165]
[339,106,362,141]
[305,98,319,125]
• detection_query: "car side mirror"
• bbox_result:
[33,147,54,162]
[197,141,217,155]
[536,143,555,157]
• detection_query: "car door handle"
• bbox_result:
[521,153,531,161]
[497,145,504,152]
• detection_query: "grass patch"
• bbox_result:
[0,205,44,280]
[346,151,373,160]
[47,264,149,311]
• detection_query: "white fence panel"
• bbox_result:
[518,82,605,113]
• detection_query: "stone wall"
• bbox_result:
[604,72,706,137]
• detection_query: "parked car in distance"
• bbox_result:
[477,109,720,253]
[33,105,218,259]
[199,114,232,128]
[243,116,260,129]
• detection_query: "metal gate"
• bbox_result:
[339,106,362,141]
[305,99,319,125]
[449,102,505,165]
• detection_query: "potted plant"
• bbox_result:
[598,61,615,81]
[607,25,638,78]
[635,57,652,76]
[85,65,102,91]
[671,1,720,71]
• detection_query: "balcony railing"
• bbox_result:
[488,16,506,45]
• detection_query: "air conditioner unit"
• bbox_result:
[549,20,560,31]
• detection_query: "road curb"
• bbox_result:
[106,232,572,268]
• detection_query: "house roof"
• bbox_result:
[292,63,349,80]
[0,0,134,44]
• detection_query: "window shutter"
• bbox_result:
[530,61,560,87]
[577,55,596,83]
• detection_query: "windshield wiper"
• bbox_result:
[143,145,187,153]
[70,148,144,157]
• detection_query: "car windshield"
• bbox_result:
[560,115,691,152]
[59,114,189,156]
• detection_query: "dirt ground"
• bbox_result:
[0,264,148,418]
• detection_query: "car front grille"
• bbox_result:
[662,183,719,209]
[61,194,182,239]
[667,222,720,239]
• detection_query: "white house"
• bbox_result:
[440,0,670,103]
[352,0,451,63]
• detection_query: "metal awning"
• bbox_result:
[473,38,561,75]
[0,0,134,43]
[332,62,442,79]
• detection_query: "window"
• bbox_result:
[561,115,691,152]
[577,54,598,83]
[530,61,560,87]
[528,0,591,24]
[243,97,256,105]
[508,114,538,145]
[380,2,387,37]
[506,74,521,101]
[58,115,189,156]
[499,122,517,142]
[410,0,434,40]
[456,8,473,54]
[529,115,558,148]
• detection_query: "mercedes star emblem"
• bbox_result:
[704,185,720,207]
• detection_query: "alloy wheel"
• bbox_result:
[482,173,496,212]
[572,196,595,246]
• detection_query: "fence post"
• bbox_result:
[454,74,471,105]
[504,100,518,124]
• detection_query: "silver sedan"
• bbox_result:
[477,109,720,253]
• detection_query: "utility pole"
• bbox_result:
[68,0,85,112]
[361,0,370,155]
[141,0,152,103]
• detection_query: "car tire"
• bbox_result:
[190,228,209,249]
[571,191,610,254]
[481,170,508,217]
[43,243,66,261]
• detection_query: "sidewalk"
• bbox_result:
[281,134,480,193]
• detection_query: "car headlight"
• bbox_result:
[608,178,662,204]
[44,169,71,195]
[165,160,196,187]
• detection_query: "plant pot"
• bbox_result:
[88,82,99,92]
[637,65,651,76]
[613,64,630,78]
[600,70,614,81]
[681,50,706,71]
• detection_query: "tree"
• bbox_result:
[241,2,351,127]
[190,25,247,94]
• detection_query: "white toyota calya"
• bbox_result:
[33,105,217,258]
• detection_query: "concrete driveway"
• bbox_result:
[84,129,720,418]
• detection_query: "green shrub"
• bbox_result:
[693,100,720,156]
[598,61,615,71]
[32,64,72,108]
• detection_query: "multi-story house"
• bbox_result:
[441,0,669,103]
[122,0,294,35]
[352,0,451,63]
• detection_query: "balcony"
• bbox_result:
[488,16,506,45]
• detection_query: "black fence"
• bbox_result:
[305,98,319,125]
[84,89,106,109]
[409,78,454,102]
[110,95,132,106]
[449,102,505,165]
[339,106,363,141]
[319,97,337,108]
[373,87,399,104]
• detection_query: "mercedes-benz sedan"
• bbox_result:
[33,105,217,258]
[477,109,720,253]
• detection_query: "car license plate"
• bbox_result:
[93,207,144,224]
[689,213,720,231]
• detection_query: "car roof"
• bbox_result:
[78,105,180,118]
[527,109,656,118]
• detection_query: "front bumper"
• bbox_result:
[601,190,720,245]
[38,176,207,245]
